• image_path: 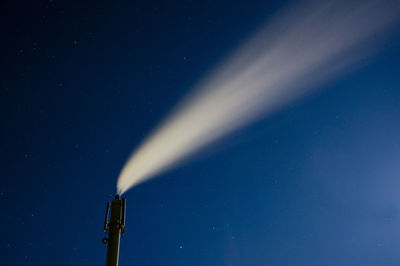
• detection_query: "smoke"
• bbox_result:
[117,0,399,194]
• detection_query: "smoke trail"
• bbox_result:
[117,0,399,194]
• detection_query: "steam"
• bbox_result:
[117,0,399,194]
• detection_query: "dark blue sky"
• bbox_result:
[2,1,400,265]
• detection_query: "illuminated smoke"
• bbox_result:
[117,0,399,194]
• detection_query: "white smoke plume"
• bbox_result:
[117,0,399,194]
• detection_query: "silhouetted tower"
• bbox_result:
[103,195,126,266]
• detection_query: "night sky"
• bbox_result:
[2,1,400,265]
